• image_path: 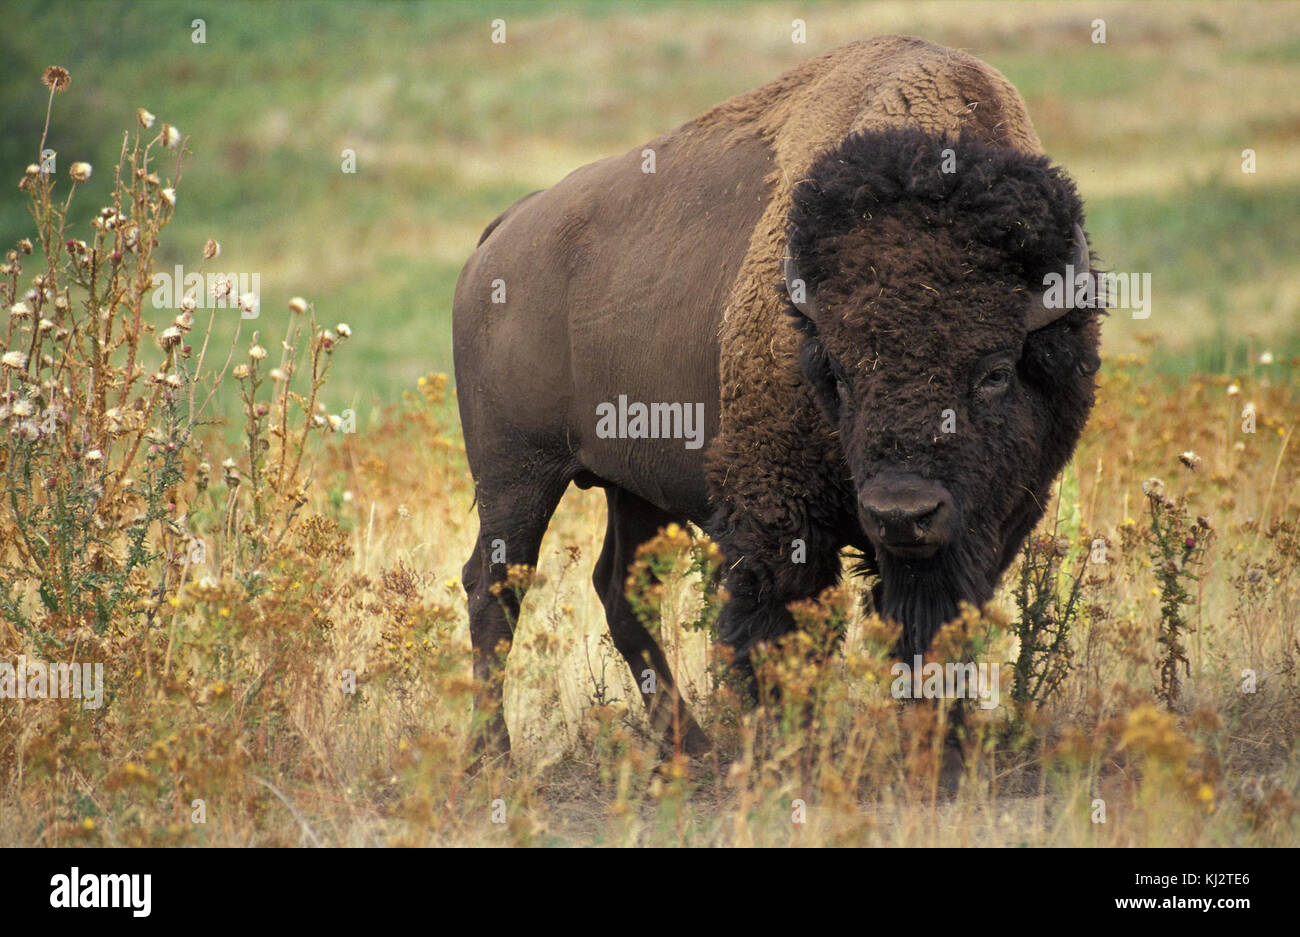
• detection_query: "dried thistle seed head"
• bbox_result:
[161,124,182,149]
[159,326,182,349]
[248,343,267,361]
[1178,450,1202,470]
[269,368,287,382]
[288,296,309,315]
[238,293,257,315]
[17,238,32,255]
[232,364,250,381]
[1141,477,1165,498]
[160,187,176,207]
[2,350,28,369]
[69,162,92,183]
[24,164,40,176]
[336,322,351,339]
[164,373,182,388]
[84,449,104,463]
[38,318,53,333]
[180,294,197,313]
[173,310,193,331]
[137,108,156,129]
[10,301,32,319]
[202,238,220,260]
[42,66,71,93]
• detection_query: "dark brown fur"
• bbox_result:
[452,37,1100,757]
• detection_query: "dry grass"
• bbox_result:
[6,352,1296,845]
[1,4,1298,848]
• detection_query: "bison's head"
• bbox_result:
[785,129,1101,656]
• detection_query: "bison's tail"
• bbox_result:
[476,189,543,246]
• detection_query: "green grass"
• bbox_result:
[5,0,1300,852]
[3,0,1300,401]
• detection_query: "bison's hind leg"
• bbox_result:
[463,471,570,762]
[594,487,710,757]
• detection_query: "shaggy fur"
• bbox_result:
[765,128,1099,659]
[702,38,1096,673]
[453,35,1100,754]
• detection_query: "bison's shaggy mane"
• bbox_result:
[770,128,1102,658]
[786,128,1086,300]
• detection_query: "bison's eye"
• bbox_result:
[975,364,1014,398]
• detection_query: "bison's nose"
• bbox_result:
[859,476,954,558]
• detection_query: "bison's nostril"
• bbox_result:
[859,478,955,552]
[867,504,941,544]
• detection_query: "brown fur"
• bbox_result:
[453,36,1094,756]
[706,36,1042,572]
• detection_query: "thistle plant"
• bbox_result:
[1011,533,1088,718]
[0,66,348,646]
[1140,478,1211,707]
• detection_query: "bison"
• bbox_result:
[453,36,1101,757]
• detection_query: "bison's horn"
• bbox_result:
[783,252,816,318]
[1026,223,1090,332]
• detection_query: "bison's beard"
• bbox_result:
[875,541,994,659]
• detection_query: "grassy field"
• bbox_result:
[0,0,1298,847]
[4,0,1300,399]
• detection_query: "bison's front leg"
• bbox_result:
[711,511,843,701]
